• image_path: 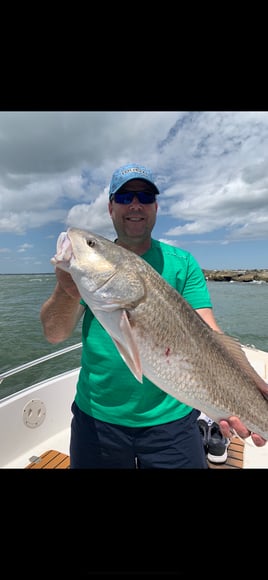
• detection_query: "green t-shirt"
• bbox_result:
[75,238,212,427]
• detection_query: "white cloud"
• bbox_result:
[66,191,116,239]
[1,111,268,272]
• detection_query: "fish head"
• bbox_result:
[51,228,118,293]
[51,228,146,309]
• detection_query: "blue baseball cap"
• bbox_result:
[109,163,160,197]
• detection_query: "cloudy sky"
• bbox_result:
[1,110,268,274]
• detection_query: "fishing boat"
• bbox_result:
[0,342,268,469]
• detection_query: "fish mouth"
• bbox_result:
[51,231,73,266]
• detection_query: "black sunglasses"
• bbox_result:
[110,190,156,205]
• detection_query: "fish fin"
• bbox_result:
[111,310,143,383]
[112,338,143,383]
[96,308,143,383]
[213,332,268,394]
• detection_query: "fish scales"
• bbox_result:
[128,268,267,428]
[51,228,268,440]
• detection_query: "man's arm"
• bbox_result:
[195,307,222,332]
[196,307,268,447]
[40,268,85,344]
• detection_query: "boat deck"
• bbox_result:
[25,449,70,469]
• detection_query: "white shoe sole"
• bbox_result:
[207,449,228,463]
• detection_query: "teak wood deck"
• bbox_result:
[25,449,70,469]
[25,437,245,469]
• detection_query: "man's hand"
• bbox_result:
[219,374,268,447]
[219,417,266,447]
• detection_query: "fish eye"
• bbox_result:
[86,238,95,248]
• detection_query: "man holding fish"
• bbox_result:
[40,163,268,468]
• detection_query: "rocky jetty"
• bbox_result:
[203,269,268,283]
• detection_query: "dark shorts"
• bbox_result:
[69,401,208,469]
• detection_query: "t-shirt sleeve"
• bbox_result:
[179,254,212,310]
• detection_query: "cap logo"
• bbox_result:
[121,168,148,176]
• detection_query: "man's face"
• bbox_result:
[108,179,158,241]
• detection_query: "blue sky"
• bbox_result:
[1,110,268,274]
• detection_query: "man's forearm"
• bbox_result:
[40,282,83,344]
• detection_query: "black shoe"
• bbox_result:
[207,422,229,464]
[197,418,209,454]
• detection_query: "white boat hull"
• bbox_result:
[0,368,78,468]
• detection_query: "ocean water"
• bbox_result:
[0,274,268,400]
[207,280,268,350]
[0,274,83,399]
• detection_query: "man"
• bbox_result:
[40,163,267,468]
